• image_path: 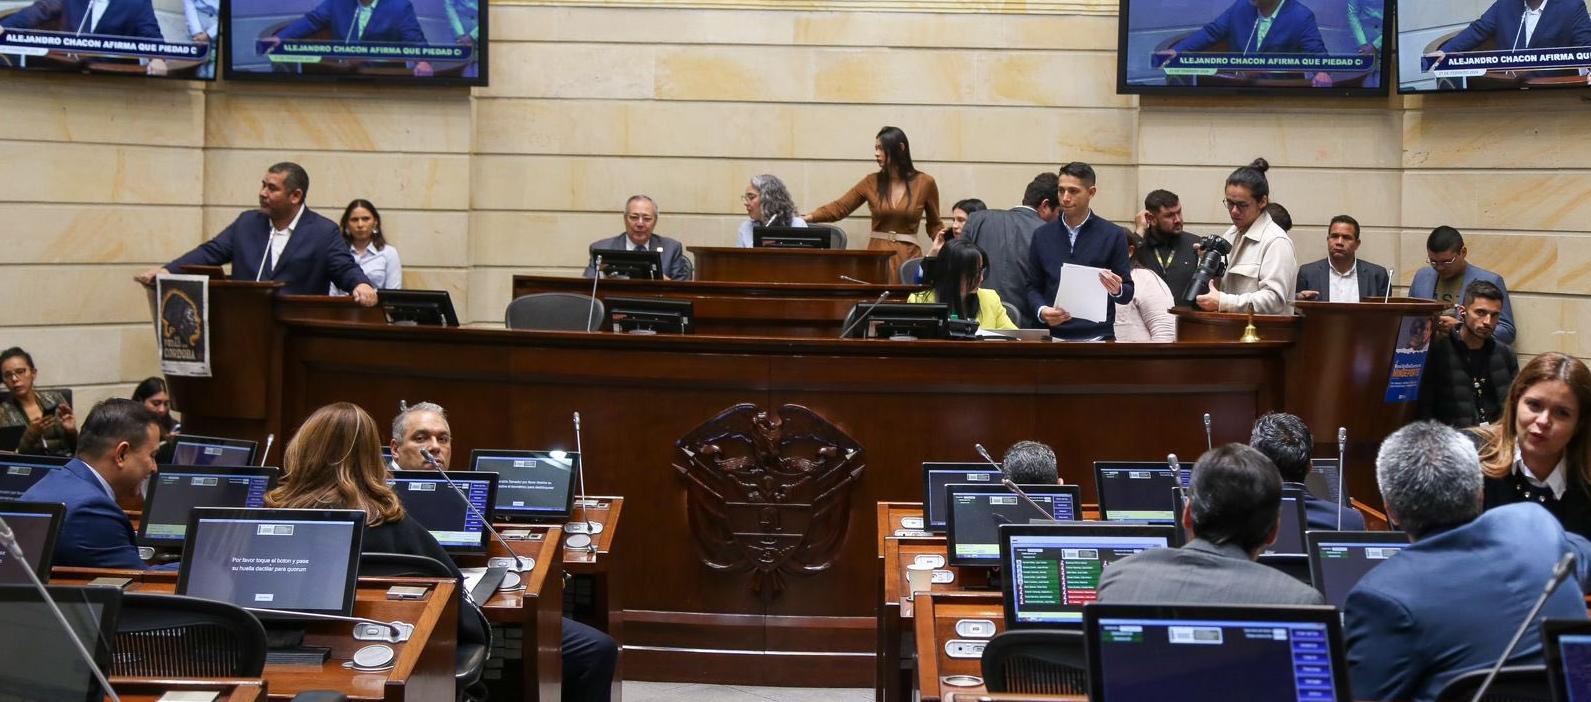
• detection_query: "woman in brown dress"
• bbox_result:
[806,126,942,282]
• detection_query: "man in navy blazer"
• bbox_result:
[136,163,377,305]
[583,195,694,281]
[1408,225,1515,346]
[277,0,428,45]
[1439,0,1591,55]
[1168,0,1333,86]
[1249,413,1366,531]
[1295,215,1391,303]
[19,399,162,570]
[1025,162,1132,340]
[1345,421,1591,702]
[1,0,162,40]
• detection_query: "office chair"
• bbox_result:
[899,257,924,285]
[359,553,492,700]
[1002,302,1021,326]
[1434,665,1552,702]
[505,293,605,332]
[806,222,848,249]
[112,592,267,677]
[979,629,1089,695]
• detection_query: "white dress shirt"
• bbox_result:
[1329,262,1360,303]
[1515,445,1567,500]
[83,0,109,33]
[332,244,403,293]
[1522,0,1547,48]
[260,205,306,280]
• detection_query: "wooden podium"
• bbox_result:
[688,246,894,284]
[1176,298,1445,503]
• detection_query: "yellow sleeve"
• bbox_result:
[978,289,1019,330]
[907,290,935,304]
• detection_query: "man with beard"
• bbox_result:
[1133,189,1199,305]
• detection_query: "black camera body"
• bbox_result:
[1181,234,1233,306]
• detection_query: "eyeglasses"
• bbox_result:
[1427,253,1461,268]
[1221,199,1255,212]
[1,369,30,381]
[741,193,758,203]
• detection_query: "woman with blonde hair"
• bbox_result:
[1474,352,1591,540]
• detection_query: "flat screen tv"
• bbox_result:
[223,0,487,85]
[0,0,219,80]
[1397,0,1591,93]
[1118,0,1390,95]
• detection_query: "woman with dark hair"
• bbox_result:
[806,126,942,281]
[1115,233,1178,342]
[1474,353,1591,540]
[906,239,1016,330]
[1194,157,1298,315]
[130,376,179,441]
[737,174,808,248]
[0,347,75,457]
[333,199,402,293]
[927,198,987,259]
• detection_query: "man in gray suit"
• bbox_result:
[962,173,1059,327]
[1295,214,1390,303]
[583,195,694,281]
[1097,443,1325,606]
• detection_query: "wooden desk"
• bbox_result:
[688,246,894,284]
[913,592,1007,702]
[54,569,456,702]
[946,695,1084,702]
[458,524,564,702]
[112,677,266,702]
[511,275,919,337]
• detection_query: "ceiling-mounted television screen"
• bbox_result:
[0,0,219,80]
[223,0,486,85]
[1398,0,1591,93]
[1118,0,1390,95]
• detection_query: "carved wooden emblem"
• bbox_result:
[674,403,865,597]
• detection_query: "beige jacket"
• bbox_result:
[1216,211,1297,315]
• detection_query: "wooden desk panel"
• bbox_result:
[913,593,1006,702]
[688,247,894,284]
[459,524,564,702]
[113,677,266,702]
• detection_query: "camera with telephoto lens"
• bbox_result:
[1181,234,1233,306]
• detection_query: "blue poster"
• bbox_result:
[1385,314,1433,403]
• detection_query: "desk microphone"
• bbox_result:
[1336,427,1348,530]
[1202,413,1213,452]
[243,607,411,642]
[419,448,527,591]
[838,290,891,339]
[1468,552,1578,702]
[568,412,598,555]
[1383,267,1396,303]
[0,516,122,702]
[259,433,275,467]
[586,255,603,332]
[838,275,869,285]
[1167,453,1181,478]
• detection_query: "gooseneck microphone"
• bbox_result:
[839,290,891,339]
[1202,413,1213,452]
[838,275,869,285]
[419,448,529,591]
[974,443,1052,520]
[569,412,597,554]
[259,433,275,467]
[1469,552,1579,702]
[1383,267,1396,303]
[1336,427,1348,530]
[0,516,123,702]
[586,255,603,333]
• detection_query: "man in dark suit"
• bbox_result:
[1025,162,1133,341]
[1166,0,1334,87]
[1436,0,1591,57]
[1097,443,1326,605]
[1,0,162,39]
[584,195,694,281]
[1346,421,1591,702]
[135,162,377,305]
[19,399,161,570]
[963,173,1058,327]
[277,0,427,44]
[1132,189,1199,305]
[1249,412,1366,531]
[1295,214,1391,303]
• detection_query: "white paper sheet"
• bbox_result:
[1053,263,1110,323]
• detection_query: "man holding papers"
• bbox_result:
[1025,162,1134,341]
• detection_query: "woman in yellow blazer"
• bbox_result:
[906,239,1018,330]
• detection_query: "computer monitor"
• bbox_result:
[379,290,460,327]
[1093,461,1193,523]
[470,450,578,522]
[0,584,122,702]
[1305,530,1410,610]
[1085,603,1350,702]
[1265,488,1309,557]
[753,226,830,249]
[178,507,365,617]
[999,523,1176,629]
[386,470,497,553]
[1306,458,1350,505]
[841,302,950,340]
[1544,619,1591,702]
[0,454,67,501]
[920,462,1004,533]
[604,297,694,334]
[162,435,258,468]
[0,502,64,584]
[591,249,662,280]
[946,483,1081,567]
[138,466,280,547]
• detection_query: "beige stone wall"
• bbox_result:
[0,2,1583,408]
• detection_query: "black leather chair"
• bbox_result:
[505,293,605,332]
[979,629,1089,695]
[359,552,491,701]
[1434,665,1552,702]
